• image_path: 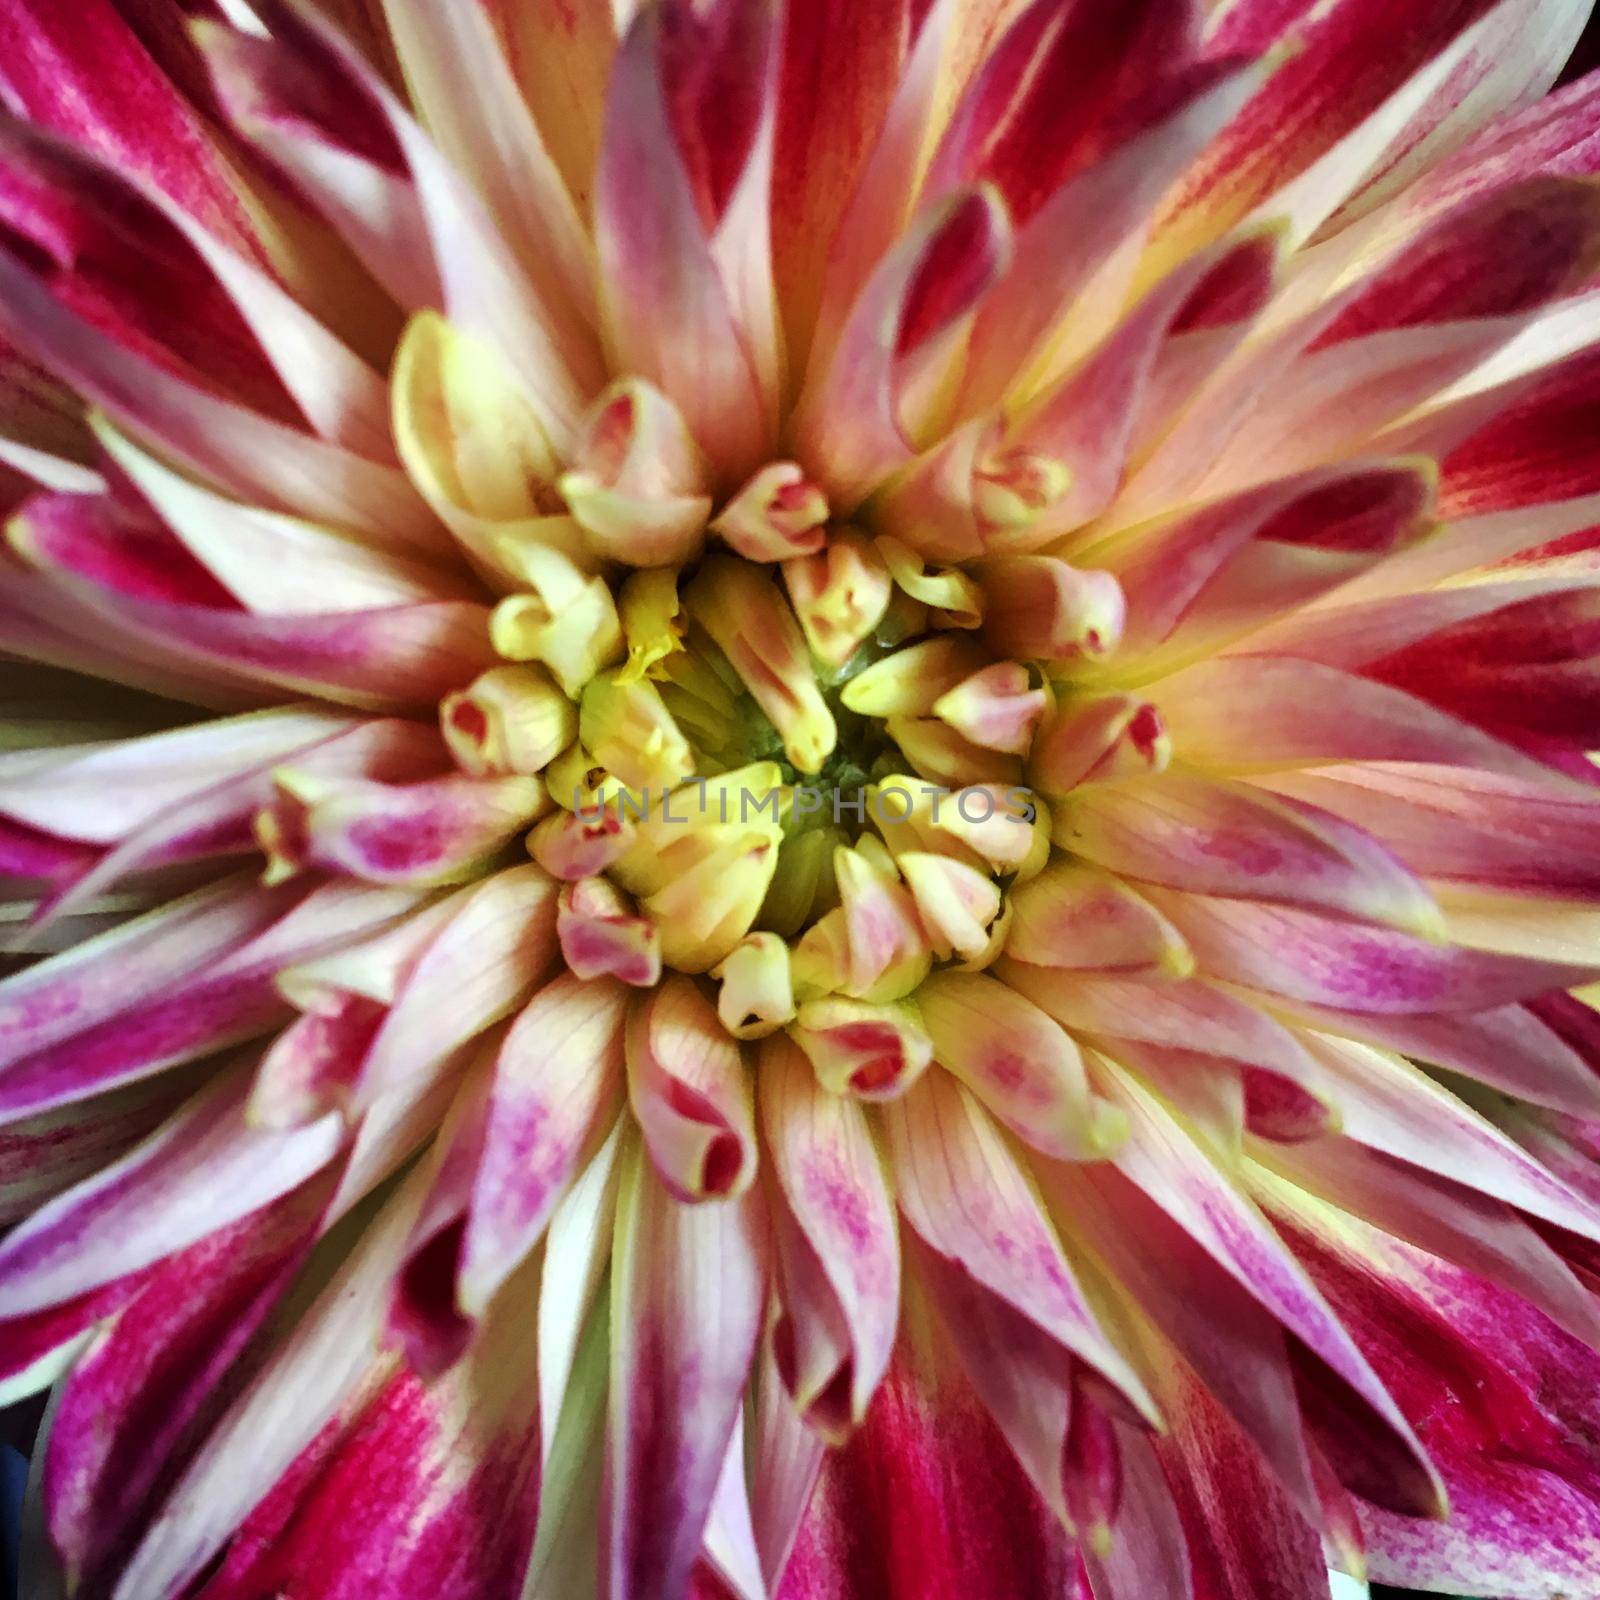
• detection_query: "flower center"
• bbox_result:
[427,382,1137,1063]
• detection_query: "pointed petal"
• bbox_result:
[353,865,559,1109]
[761,1034,900,1434]
[793,187,1013,508]
[605,1132,767,1600]
[0,249,433,541]
[1061,773,1441,935]
[260,769,546,887]
[0,707,355,844]
[108,1164,428,1596]
[917,970,1110,1159]
[0,0,264,258]
[1097,1068,1442,1515]
[1145,887,1599,1011]
[1298,1030,1600,1237]
[595,6,771,478]
[42,1181,325,1590]
[0,878,422,1118]
[1155,653,1579,782]
[377,0,597,335]
[192,1250,544,1600]
[1282,1179,1600,1594]
[0,1065,340,1318]
[783,1346,1080,1600]
[1004,860,1193,977]
[882,1070,1155,1417]
[458,973,625,1319]
[1045,1160,1325,1533]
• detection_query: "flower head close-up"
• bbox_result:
[12,1,1600,1597]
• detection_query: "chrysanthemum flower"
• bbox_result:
[11,0,1600,1596]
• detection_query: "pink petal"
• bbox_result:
[1145,886,1600,1011]
[922,0,1203,224]
[110,1163,429,1596]
[780,1350,1080,1600]
[1289,995,1600,1119]
[1081,1423,1194,1600]
[0,0,265,260]
[1259,1134,1600,1350]
[198,12,440,310]
[0,1062,341,1318]
[626,976,756,1201]
[1151,1360,1331,1600]
[1097,460,1434,655]
[378,0,598,335]
[0,705,356,845]
[0,1074,181,1236]
[238,0,598,441]
[771,0,916,360]
[1097,1069,1442,1516]
[802,0,1020,371]
[1047,1160,1324,1533]
[46,716,450,924]
[249,988,387,1131]
[792,187,1013,509]
[881,1069,1154,1416]
[262,769,545,887]
[1003,861,1193,977]
[908,1235,1078,1527]
[353,864,560,1110]
[595,5,772,480]
[1441,342,1600,516]
[605,1133,767,1600]
[385,1059,499,1379]
[1263,760,1600,899]
[557,876,662,988]
[196,1254,545,1600]
[747,1331,825,1590]
[1198,178,1600,491]
[0,119,396,459]
[1163,0,1552,249]
[42,1180,327,1591]
[12,495,497,710]
[955,58,1262,419]
[460,972,626,1316]
[1154,653,1582,782]
[761,1034,900,1436]
[1297,1030,1600,1236]
[0,247,434,541]
[1286,1193,1600,1593]
[1061,771,1440,935]
[98,420,460,598]
[989,229,1277,542]
[0,878,422,1118]
[916,970,1107,1159]
[1001,962,1328,1099]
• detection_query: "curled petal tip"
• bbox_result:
[558,877,662,988]
[440,664,576,777]
[489,545,623,696]
[973,448,1072,535]
[712,462,830,562]
[712,932,796,1039]
[783,531,893,667]
[579,671,694,792]
[979,557,1126,661]
[789,996,933,1100]
[559,378,711,566]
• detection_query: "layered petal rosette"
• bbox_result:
[8,1,1600,1597]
